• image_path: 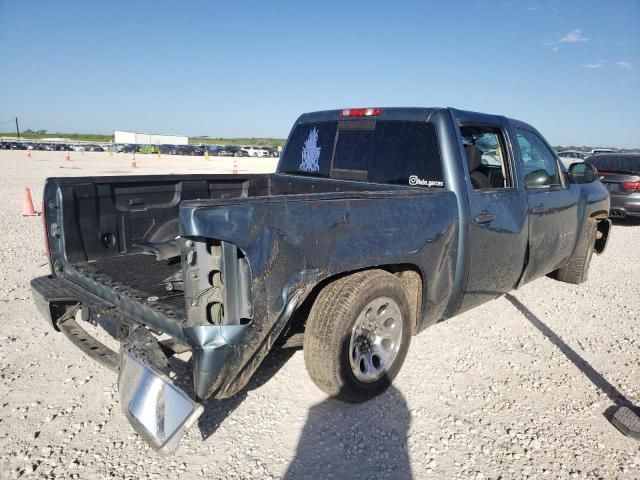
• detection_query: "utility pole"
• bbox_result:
[15,117,20,139]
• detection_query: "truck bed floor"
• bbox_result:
[72,254,186,318]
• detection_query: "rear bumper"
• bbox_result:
[609,194,640,218]
[30,275,203,455]
[118,351,203,455]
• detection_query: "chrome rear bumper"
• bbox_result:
[31,275,203,455]
[119,352,203,455]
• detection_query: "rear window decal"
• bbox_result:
[299,128,321,172]
[409,175,444,187]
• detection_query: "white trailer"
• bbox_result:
[114,131,188,145]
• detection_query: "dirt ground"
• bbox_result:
[0,149,638,479]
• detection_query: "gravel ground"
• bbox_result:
[0,149,638,479]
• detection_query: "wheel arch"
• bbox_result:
[287,264,424,339]
[593,216,611,254]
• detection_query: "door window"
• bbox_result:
[516,129,562,188]
[461,126,512,190]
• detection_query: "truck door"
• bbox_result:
[514,127,580,283]
[457,123,529,313]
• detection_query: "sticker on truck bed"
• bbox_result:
[299,128,321,172]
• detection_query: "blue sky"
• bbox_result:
[0,0,638,147]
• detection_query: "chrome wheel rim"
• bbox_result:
[348,296,403,383]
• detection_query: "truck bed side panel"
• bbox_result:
[179,189,459,398]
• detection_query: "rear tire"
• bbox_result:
[303,270,412,403]
[555,218,597,284]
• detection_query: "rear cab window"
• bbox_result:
[278,119,444,187]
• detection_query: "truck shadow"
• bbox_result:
[196,348,296,441]
[283,385,412,480]
[504,293,638,421]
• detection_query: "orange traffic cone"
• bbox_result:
[131,154,137,168]
[65,150,71,161]
[22,187,38,216]
[232,158,238,175]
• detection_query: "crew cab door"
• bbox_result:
[457,121,529,313]
[515,127,580,283]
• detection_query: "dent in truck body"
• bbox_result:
[179,188,459,399]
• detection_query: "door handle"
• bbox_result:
[473,212,496,224]
[531,205,548,214]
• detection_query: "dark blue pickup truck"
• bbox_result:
[31,107,611,453]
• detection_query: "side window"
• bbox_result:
[516,129,562,188]
[460,125,512,190]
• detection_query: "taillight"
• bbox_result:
[340,108,382,117]
[622,181,640,191]
[42,201,51,260]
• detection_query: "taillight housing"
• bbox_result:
[622,181,640,191]
[340,108,382,117]
[42,201,51,260]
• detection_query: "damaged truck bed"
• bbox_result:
[31,107,611,454]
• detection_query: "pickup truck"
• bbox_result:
[31,107,611,454]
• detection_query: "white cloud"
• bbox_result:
[582,63,603,69]
[616,61,634,70]
[560,29,589,43]
[527,5,543,10]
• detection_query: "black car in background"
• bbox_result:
[264,146,280,157]
[587,153,640,219]
[159,144,178,155]
[85,144,105,152]
[220,145,241,156]
[120,144,138,153]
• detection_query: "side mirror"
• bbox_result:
[568,162,597,183]
[525,169,551,188]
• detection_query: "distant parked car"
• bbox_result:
[192,146,205,156]
[86,144,105,152]
[591,148,615,155]
[206,145,234,156]
[557,150,589,169]
[264,147,280,157]
[68,144,86,152]
[240,146,268,157]
[215,145,238,156]
[173,145,204,156]
[557,150,588,160]
[234,147,249,157]
[121,144,137,154]
[586,153,640,219]
[158,144,175,155]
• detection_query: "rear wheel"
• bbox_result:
[554,218,597,284]
[303,270,412,403]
